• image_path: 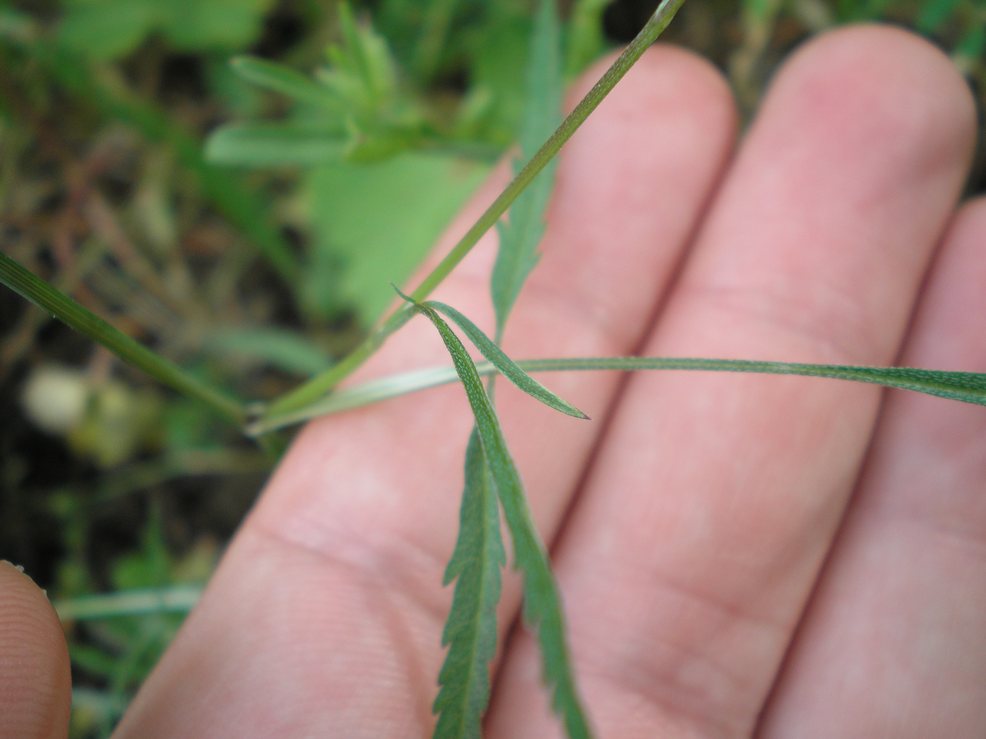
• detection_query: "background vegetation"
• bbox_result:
[0,0,982,735]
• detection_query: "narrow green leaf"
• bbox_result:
[507,357,986,408]
[230,55,341,109]
[408,299,592,739]
[490,0,563,337]
[433,430,506,739]
[246,365,459,435]
[0,253,244,424]
[205,122,346,167]
[424,299,588,419]
[249,356,986,435]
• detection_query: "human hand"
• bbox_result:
[4,25,983,738]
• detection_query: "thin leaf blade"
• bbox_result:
[512,357,986,408]
[769,363,986,406]
[249,356,986,435]
[0,253,244,424]
[409,299,592,739]
[490,0,563,336]
[425,299,588,419]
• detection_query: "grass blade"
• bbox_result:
[433,430,506,739]
[250,356,986,434]
[510,357,986,407]
[0,253,245,424]
[423,299,588,420]
[491,0,563,337]
[408,299,592,739]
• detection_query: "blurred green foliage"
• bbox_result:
[0,1,982,736]
[57,0,278,59]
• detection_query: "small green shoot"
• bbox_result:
[208,2,424,166]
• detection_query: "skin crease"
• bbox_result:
[3,24,984,739]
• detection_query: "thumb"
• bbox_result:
[0,561,71,739]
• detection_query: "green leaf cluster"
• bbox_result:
[207,3,427,166]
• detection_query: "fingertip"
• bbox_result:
[0,561,71,739]
[769,24,976,172]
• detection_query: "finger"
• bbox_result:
[487,26,976,737]
[759,198,986,737]
[0,561,71,739]
[114,48,737,737]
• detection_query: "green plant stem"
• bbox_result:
[248,355,986,435]
[264,0,686,418]
[0,253,246,425]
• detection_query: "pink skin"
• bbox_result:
[3,25,983,739]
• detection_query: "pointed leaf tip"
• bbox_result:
[419,298,588,421]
